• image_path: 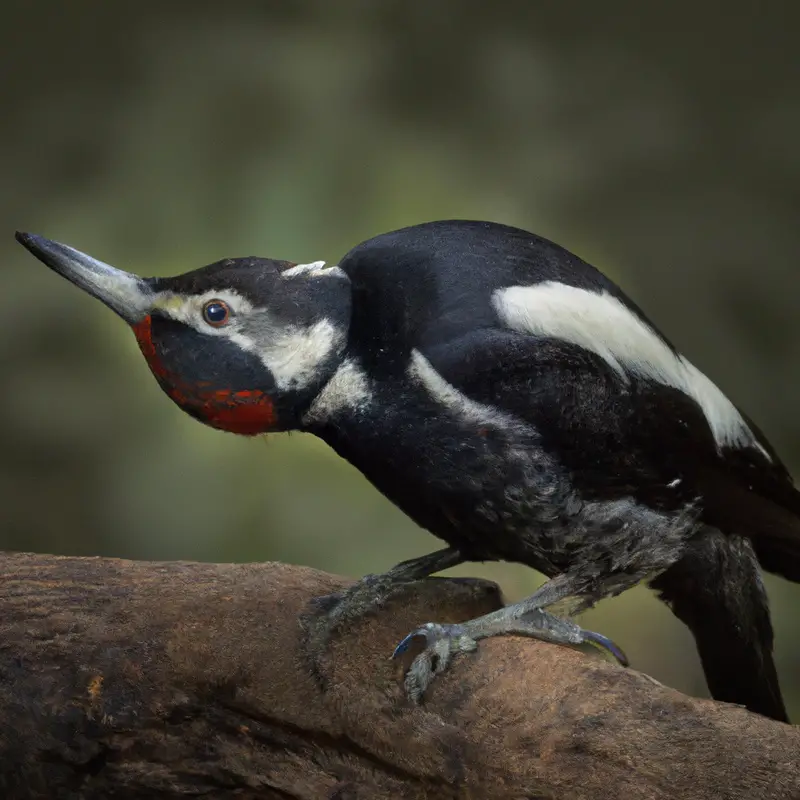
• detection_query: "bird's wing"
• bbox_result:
[421,322,800,580]
[339,220,800,577]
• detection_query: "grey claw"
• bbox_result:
[392,622,478,702]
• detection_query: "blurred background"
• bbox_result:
[2,2,798,716]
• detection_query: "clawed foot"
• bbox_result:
[304,555,629,706]
[306,572,408,652]
[392,623,479,703]
[304,548,466,668]
[392,610,628,703]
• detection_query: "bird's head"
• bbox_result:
[16,233,351,434]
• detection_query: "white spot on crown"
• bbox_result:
[282,261,347,281]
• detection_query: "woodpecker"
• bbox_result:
[16,221,799,722]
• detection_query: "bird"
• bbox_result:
[16,220,799,722]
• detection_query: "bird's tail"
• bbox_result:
[744,478,800,583]
[650,529,788,723]
[754,536,800,583]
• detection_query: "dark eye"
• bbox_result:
[202,300,230,327]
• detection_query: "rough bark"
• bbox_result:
[0,552,797,799]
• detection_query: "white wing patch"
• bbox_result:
[408,350,524,430]
[493,282,769,458]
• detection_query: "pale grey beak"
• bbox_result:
[15,232,153,324]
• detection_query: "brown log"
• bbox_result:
[0,552,797,799]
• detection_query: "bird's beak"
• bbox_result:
[15,232,153,325]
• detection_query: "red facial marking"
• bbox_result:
[131,315,158,364]
[130,314,277,435]
[202,392,277,435]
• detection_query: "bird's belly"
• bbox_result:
[419,478,587,574]
[366,435,585,572]
[316,408,697,579]
[377,439,698,582]
[412,474,699,587]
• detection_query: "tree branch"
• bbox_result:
[0,552,797,799]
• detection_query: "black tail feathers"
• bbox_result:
[747,478,800,583]
[650,530,789,723]
[694,462,800,584]
[753,537,800,583]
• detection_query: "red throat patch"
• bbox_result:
[130,315,277,435]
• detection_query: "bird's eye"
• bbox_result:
[202,300,231,327]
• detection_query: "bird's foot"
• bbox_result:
[304,548,465,663]
[392,607,628,703]
[304,571,414,661]
[393,623,478,703]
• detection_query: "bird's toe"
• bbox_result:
[392,622,478,703]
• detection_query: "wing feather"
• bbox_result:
[423,327,800,581]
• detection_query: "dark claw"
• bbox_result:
[391,622,469,659]
[392,631,421,658]
[583,629,629,666]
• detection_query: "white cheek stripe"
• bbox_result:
[251,319,344,391]
[152,288,343,392]
[492,282,769,458]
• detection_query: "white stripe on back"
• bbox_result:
[493,282,768,457]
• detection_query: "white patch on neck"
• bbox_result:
[252,319,345,391]
[282,261,347,281]
[304,359,373,424]
[493,282,768,457]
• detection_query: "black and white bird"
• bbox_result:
[16,220,799,722]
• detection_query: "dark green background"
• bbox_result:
[3,2,798,717]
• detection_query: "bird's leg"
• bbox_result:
[393,573,629,703]
[304,547,465,659]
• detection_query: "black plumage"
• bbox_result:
[317,221,798,720]
[16,221,800,721]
